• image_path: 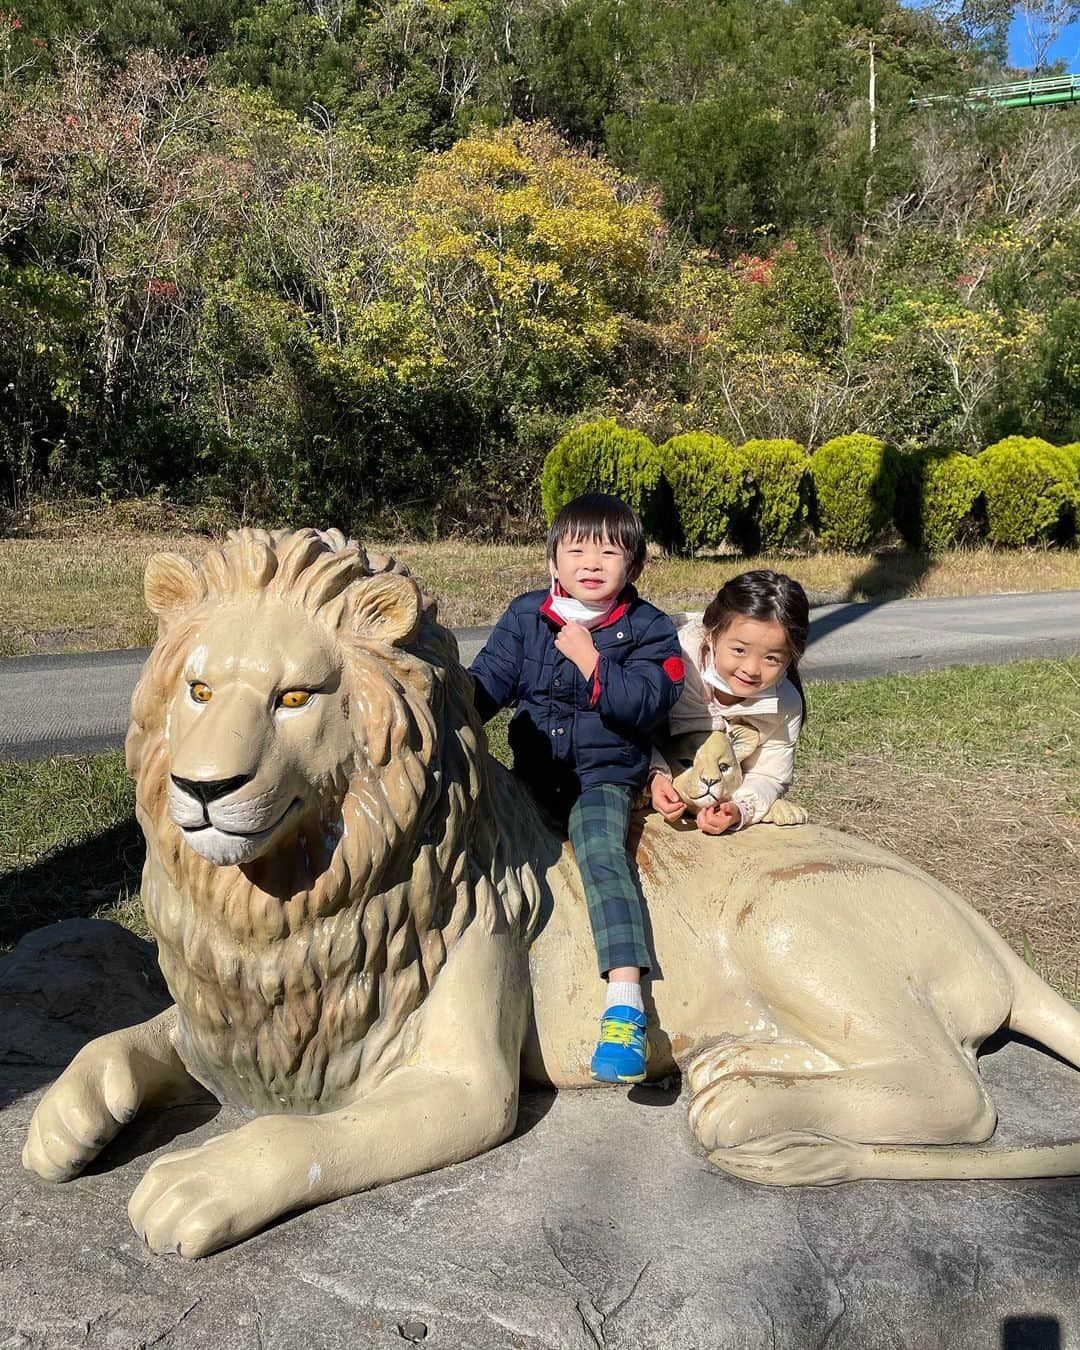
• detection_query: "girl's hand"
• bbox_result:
[696,802,742,835]
[554,621,599,679]
[650,774,685,823]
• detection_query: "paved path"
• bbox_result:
[2,591,1078,762]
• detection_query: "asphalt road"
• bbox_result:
[2,590,1078,762]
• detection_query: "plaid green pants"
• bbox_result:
[567,783,652,977]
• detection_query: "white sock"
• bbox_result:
[605,980,644,1014]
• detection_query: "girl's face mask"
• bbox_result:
[704,615,792,700]
[701,659,787,700]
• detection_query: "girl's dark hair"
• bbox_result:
[702,569,810,712]
[546,493,647,581]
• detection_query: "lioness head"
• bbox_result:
[664,724,761,814]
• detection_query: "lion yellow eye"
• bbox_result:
[189,682,212,704]
[279,690,313,709]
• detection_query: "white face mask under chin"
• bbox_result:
[702,659,786,700]
[547,580,618,630]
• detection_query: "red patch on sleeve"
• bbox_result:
[663,656,685,682]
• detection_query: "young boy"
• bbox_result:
[468,493,685,1082]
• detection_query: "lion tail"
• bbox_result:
[1002,943,1080,1072]
[840,1137,1080,1181]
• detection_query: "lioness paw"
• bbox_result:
[763,800,808,826]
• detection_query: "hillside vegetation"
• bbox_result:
[2,0,1078,535]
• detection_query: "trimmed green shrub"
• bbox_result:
[738,438,810,551]
[1062,443,1080,477]
[977,436,1078,546]
[896,448,984,552]
[540,419,665,532]
[809,434,898,551]
[657,432,751,551]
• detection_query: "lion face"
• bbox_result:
[667,724,760,814]
[164,602,353,866]
[131,532,430,875]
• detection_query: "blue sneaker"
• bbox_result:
[590,1006,649,1083]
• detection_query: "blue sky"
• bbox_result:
[1007,9,1080,68]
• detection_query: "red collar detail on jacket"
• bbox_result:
[539,587,632,630]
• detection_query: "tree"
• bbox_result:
[1018,0,1080,72]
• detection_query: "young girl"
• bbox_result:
[650,569,809,834]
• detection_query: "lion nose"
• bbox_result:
[171,773,252,805]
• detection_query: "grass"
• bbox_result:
[0,751,147,943]
[2,515,1080,655]
[3,658,1077,997]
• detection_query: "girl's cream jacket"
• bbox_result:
[652,615,804,824]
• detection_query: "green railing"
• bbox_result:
[911,72,1080,110]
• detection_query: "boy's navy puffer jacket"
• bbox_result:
[469,586,685,820]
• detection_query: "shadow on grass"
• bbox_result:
[0,815,144,949]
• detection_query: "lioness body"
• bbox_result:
[23,529,1080,1259]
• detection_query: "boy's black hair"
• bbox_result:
[545,494,647,581]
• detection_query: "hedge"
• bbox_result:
[978,436,1078,546]
[809,434,898,551]
[896,448,983,552]
[540,424,1080,552]
[540,419,665,533]
[738,438,810,550]
[657,433,751,551]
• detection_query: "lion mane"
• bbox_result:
[126,528,542,1114]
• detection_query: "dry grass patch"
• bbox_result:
[0,532,208,656]
[797,659,1080,997]
[382,543,1080,626]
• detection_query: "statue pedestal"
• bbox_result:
[4,922,1080,1349]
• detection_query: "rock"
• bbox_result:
[5,926,1080,1347]
[0,919,169,1067]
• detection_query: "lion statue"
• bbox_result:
[22,528,1080,1259]
[660,723,808,824]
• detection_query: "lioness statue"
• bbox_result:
[660,724,809,825]
[23,529,1080,1259]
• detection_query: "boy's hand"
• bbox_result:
[650,774,686,823]
[696,801,742,835]
[555,621,599,679]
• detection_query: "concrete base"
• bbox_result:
[3,923,1080,1349]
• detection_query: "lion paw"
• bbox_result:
[128,1127,298,1258]
[687,1076,762,1150]
[687,1039,832,1094]
[762,799,808,826]
[709,1131,864,1187]
[686,1036,774,1094]
[23,1042,142,1182]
